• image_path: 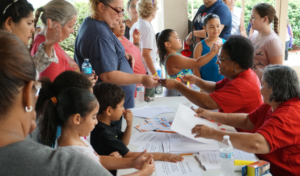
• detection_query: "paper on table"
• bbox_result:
[234,149,257,161]
[132,105,175,119]
[155,157,203,176]
[129,132,157,146]
[195,151,220,171]
[171,104,217,143]
[136,142,164,153]
[170,135,219,153]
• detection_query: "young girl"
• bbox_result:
[249,3,283,80]
[193,13,225,82]
[40,87,155,176]
[157,28,221,96]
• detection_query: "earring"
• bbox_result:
[234,69,236,73]
[25,106,33,112]
[9,30,12,33]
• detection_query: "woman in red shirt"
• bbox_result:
[160,35,263,132]
[30,0,80,81]
[191,65,300,176]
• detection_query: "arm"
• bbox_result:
[193,42,203,78]
[124,151,183,163]
[122,110,133,146]
[142,49,156,75]
[192,126,271,154]
[269,55,283,65]
[99,71,158,88]
[100,156,135,170]
[240,10,247,37]
[183,75,217,93]
[194,108,255,130]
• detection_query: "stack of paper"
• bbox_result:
[134,118,174,132]
[131,105,175,119]
[171,104,218,144]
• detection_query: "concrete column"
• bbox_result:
[275,0,289,61]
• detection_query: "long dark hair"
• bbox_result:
[157,29,175,65]
[36,71,93,117]
[0,31,36,116]
[40,87,98,147]
[253,3,279,35]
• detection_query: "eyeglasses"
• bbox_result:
[217,55,231,63]
[103,3,125,16]
[130,5,137,9]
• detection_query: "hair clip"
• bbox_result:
[152,0,154,6]
[51,97,57,104]
[3,0,18,15]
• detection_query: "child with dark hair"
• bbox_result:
[40,87,155,176]
[91,83,183,175]
[156,28,222,96]
[193,13,225,82]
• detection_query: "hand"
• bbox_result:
[141,75,159,88]
[44,19,62,46]
[182,75,197,85]
[132,150,148,170]
[159,79,180,90]
[86,70,98,86]
[191,124,216,139]
[124,109,133,127]
[186,32,193,45]
[140,154,155,176]
[194,108,212,121]
[161,153,184,163]
[133,29,141,43]
[109,151,122,158]
[125,53,135,69]
[210,41,222,54]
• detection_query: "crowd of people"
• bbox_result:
[0,0,299,176]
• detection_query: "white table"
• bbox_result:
[117,97,271,176]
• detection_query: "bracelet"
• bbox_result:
[134,42,140,46]
[153,72,158,76]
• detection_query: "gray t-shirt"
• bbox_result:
[0,140,112,176]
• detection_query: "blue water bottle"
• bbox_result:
[82,58,92,76]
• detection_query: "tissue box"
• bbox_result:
[242,160,270,176]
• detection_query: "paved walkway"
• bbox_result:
[285,51,300,66]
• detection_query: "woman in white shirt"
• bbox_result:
[223,0,247,37]
[130,0,159,98]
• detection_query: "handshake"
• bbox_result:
[158,75,197,90]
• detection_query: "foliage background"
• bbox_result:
[59,0,300,57]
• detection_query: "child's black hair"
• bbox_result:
[93,82,126,114]
[203,13,220,27]
[156,29,175,66]
[40,87,98,147]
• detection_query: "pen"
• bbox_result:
[152,130,177,133]
[179,153,194,156]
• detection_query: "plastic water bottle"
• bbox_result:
[136,84,145,103]
[82,58,92,76]
[220,135,234,176]
[155,63,163,94]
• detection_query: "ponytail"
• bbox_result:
[273,15,279,35]
[40,99,60,147]
[157,29,174,65]
[39,87,98,147]
[30,7,43,51]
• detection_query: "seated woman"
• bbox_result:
[0,31,110,176]
[191,65,300,176]
[160,35,263,132]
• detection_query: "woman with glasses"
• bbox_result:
[0,31,112,176]
[129,0,159,98]
[124,0,139,40]
[160,35,263,133]
[75,0,159,131]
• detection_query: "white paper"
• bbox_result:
[171,104,217,143]
[234,149,257,161]
[170,135,219,153]
[136,142,164,153]
[195,151,221,171]
[129,132,157,146]
[132,105,175,119]
[155,157,202,176]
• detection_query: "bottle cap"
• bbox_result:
[84,58,89,62]
[223,135,229,140]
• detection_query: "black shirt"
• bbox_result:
[91,122,129,157]
[124,25,131,40]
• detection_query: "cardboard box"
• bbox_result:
[242,160,270,176]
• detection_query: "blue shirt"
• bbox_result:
[199,39,225,82]
[75,17,135,109]
[193,0,232,40]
